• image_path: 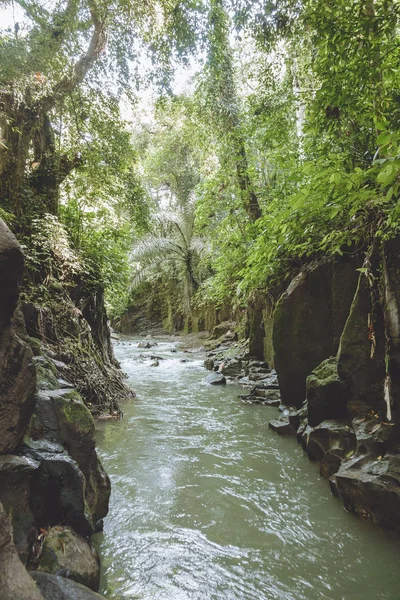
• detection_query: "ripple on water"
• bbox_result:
[94,337,400,600]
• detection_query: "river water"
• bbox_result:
[94,337,400,600]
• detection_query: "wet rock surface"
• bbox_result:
[31,572,105,600]
[205,372,226,385]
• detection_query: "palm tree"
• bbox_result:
[131,203,205,319]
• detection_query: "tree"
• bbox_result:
[131,204,205,322]
[197,0,262,222]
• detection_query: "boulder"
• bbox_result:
[320,449,346,479]
[273,262,334,407]
[220,359,245,377]
[36,526,100,591]
[269,417,295,435]
[31,572,105,600]
[333,453,400,530]
[204,358,214,371]
[251,388,280,401]
[29,451,94,537]
[0,502,44,600]
[27,386,110,524]
[0,455,38,563]
[211,321,236,339]
[352,417,400,457]
[304,420,356,462]
[306,358,348,427]
[205,373,226,385]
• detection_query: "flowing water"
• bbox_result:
[94,337,400,600]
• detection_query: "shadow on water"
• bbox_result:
[94,336,400,600]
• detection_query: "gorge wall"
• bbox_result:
[0,218,127,599]
[254,237,400,531]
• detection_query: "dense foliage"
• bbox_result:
[2,0,400,327]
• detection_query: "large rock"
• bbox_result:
[29,450,94,537]
[27,385,110,524]
[31,572,105,600]
[332,453,400,530]
[0,502,44,600]
[273,257,360,408]
[306,358,348,426]
[0,221,37,453]
[273,262,334,407]
[304,420,356,462]
[36,526,100,591]
[205,373,226,385]
[0,455,38,563]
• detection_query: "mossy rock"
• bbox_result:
[306,357,348,426]
[36,526,100,591]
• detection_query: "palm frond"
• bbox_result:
[130,236,178,264]
[189,236,206,256]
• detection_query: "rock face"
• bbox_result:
[265,238,400,531]
[0,219,110,596]
[337,271,386,419]
[0,455,38,563]
[383,236,400,418]
[37,526,100,591]
[0,219,24,331]
[273,257,360,408]
[0,220,37,453]
[28,381,110,525]
[273,262,334,408]
[0,502,44,600]
[247,291,265,360]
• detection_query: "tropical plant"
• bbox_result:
[131,204,205,320]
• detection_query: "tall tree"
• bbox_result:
[198,0,262,222]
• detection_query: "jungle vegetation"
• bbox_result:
[1,0,400,329]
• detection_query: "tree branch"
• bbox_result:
[41,1,108,113]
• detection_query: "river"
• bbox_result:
[94,336,400,600]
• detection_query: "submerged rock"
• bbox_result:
[205,373,226,385]
[269,417,295,435]
[36,526,100,591]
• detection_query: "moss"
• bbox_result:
[27,336,42,356]
[53,393,95,437]
[36,363,59,391]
